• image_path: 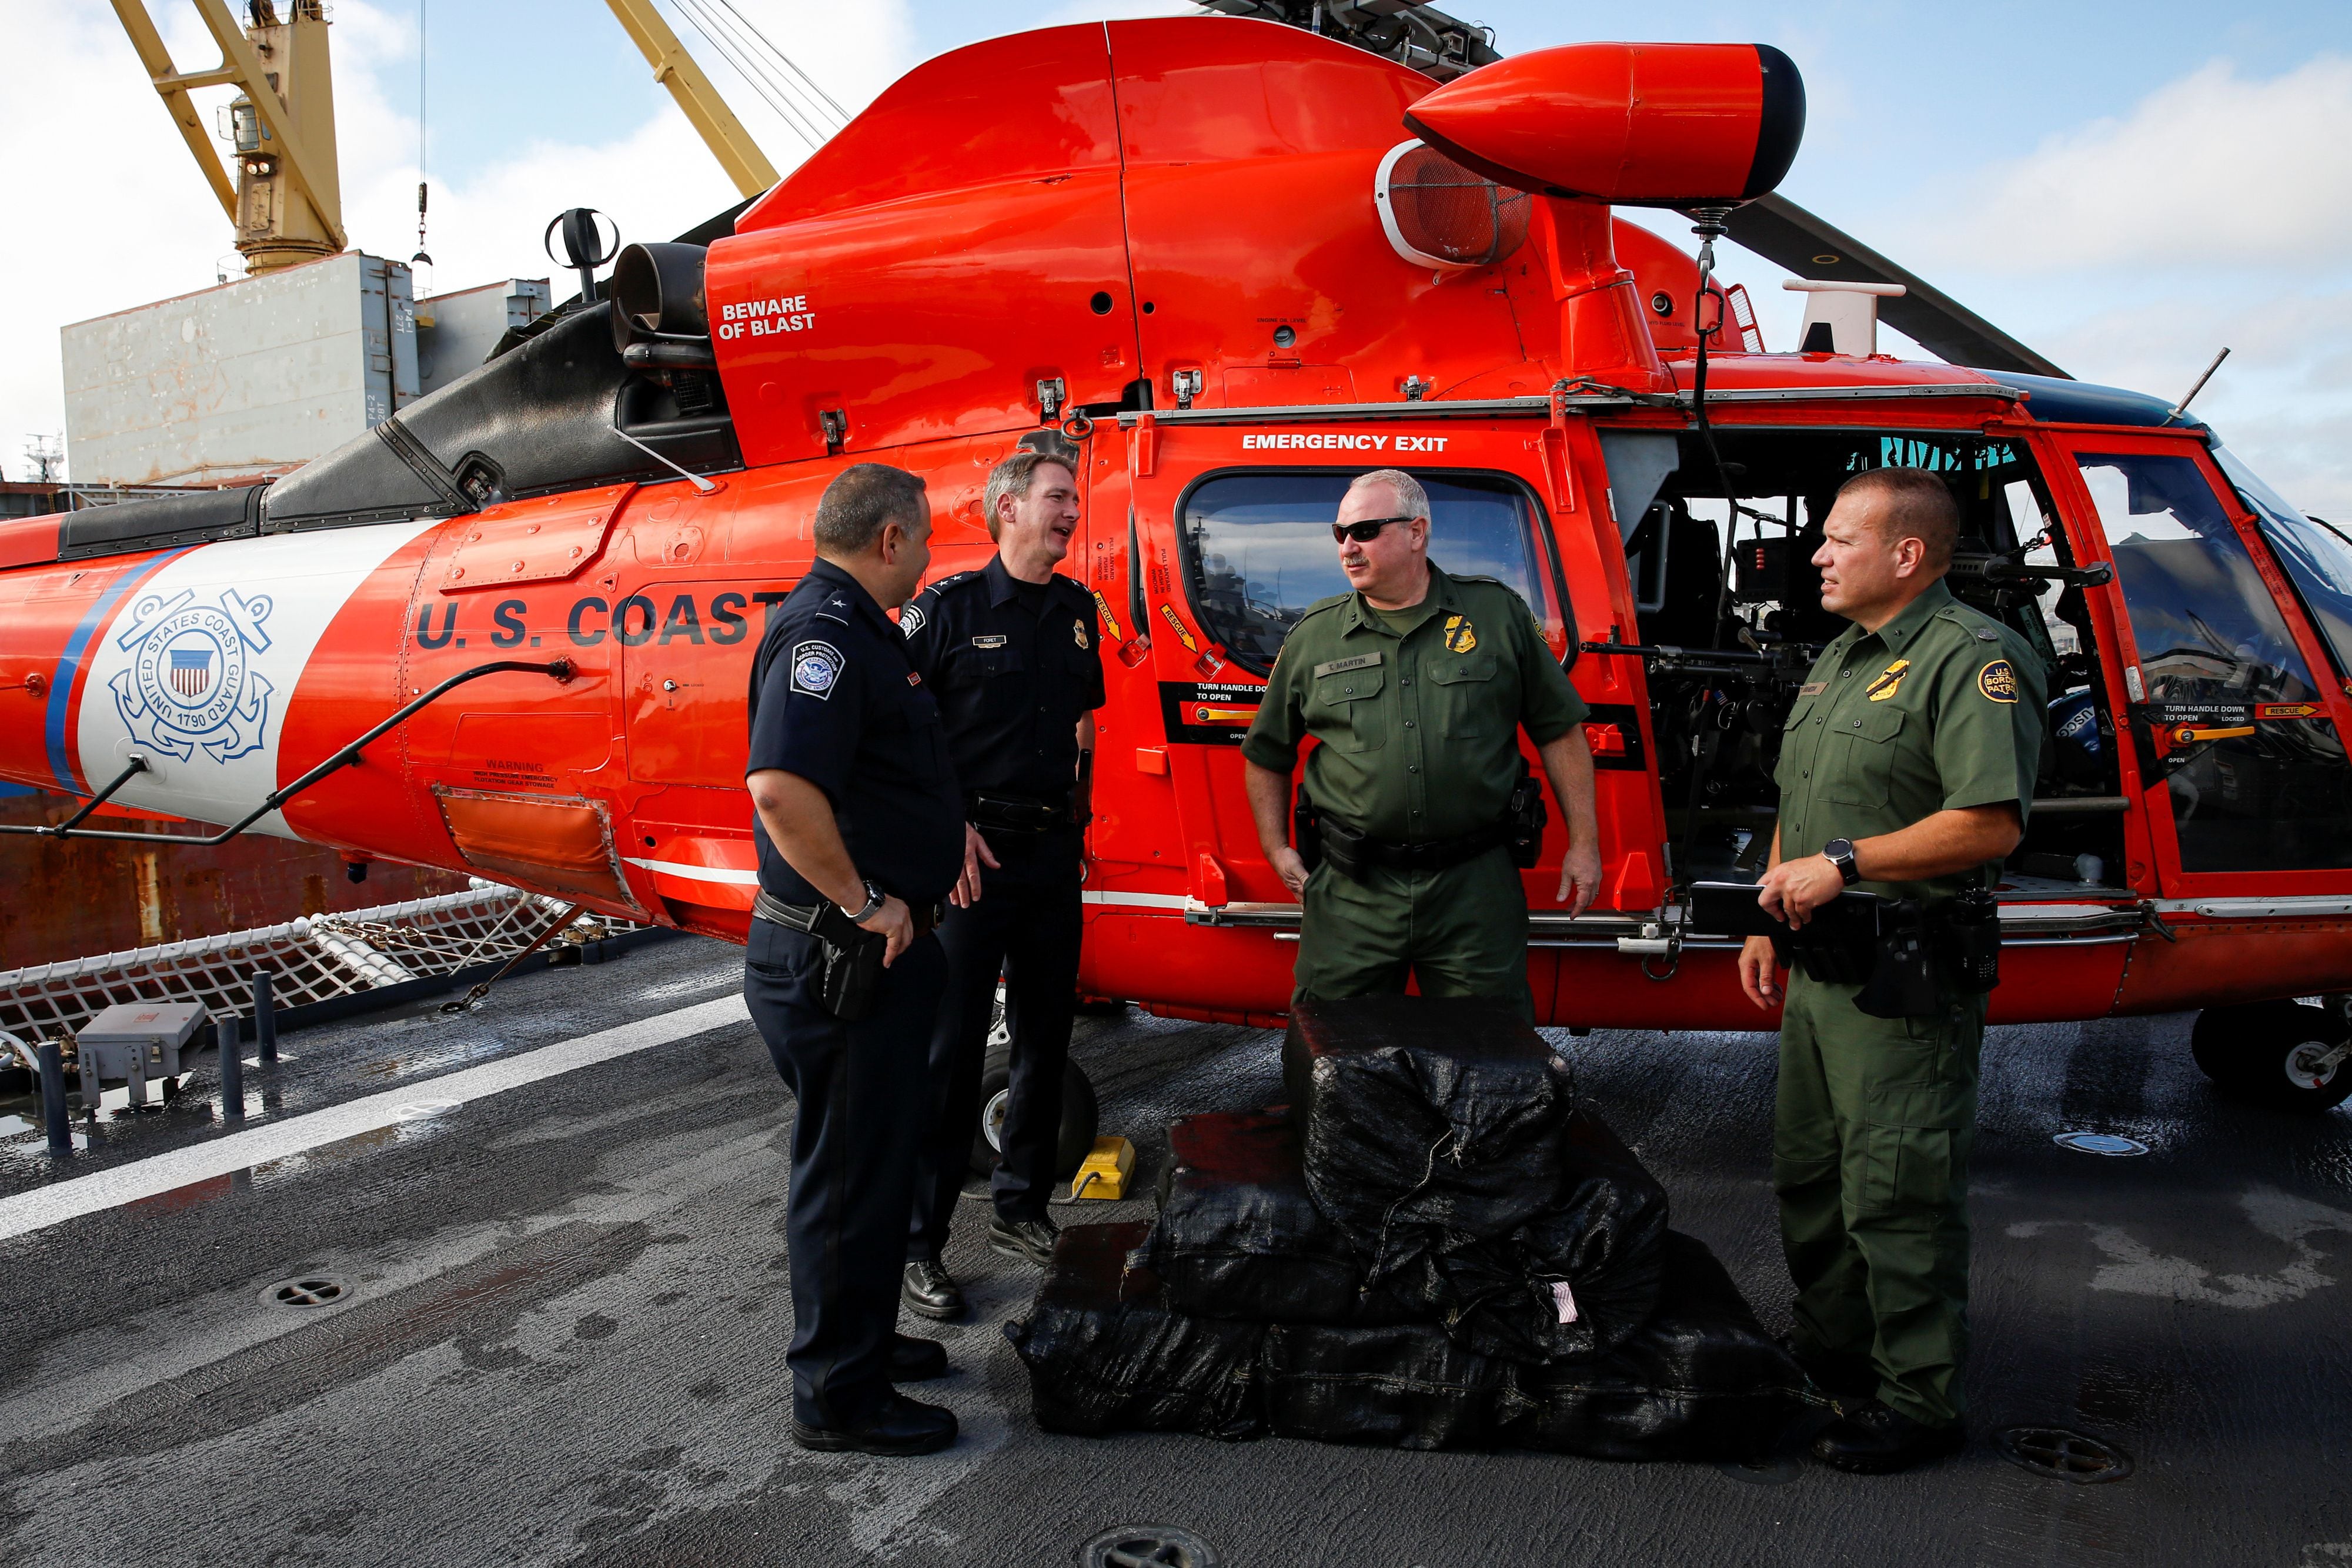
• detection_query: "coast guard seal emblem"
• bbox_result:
[109,588,275,762]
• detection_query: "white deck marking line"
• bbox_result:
[0,994,751,1244]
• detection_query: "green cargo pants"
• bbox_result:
[1291,845,1534,1021]
[1773,970,1982,1428]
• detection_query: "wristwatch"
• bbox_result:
[838,880,885,923]
[1822,838,1860,887]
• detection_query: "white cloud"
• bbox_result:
[1923,55,2352,273]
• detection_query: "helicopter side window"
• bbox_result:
[2077,450,2352,873]
[1177,470,1566,677]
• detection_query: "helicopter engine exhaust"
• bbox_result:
[1404,42,1806,208]
[610,242,712,347]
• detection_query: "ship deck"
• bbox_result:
[2,936,2346,1565]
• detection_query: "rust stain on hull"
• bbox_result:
[0,790,469,968]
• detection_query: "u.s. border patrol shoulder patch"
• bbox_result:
[1977,658,2019,703]
[791,640,844,698]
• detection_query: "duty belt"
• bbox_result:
[965,791,1075,834]
[753,888,943,939]
[1318,812,1512,877]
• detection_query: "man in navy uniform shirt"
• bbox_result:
[745,463,966,1457]
[898,447,1105,1322]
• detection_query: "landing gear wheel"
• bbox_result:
[2190,1001,2352,1112]
[966,987,1101,1178]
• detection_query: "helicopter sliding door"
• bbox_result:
[2046,432,2352,888]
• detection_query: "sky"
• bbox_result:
[2,1,2346,514]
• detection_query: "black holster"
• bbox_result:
[1294,785,1322,872]
[1505,755,1547,870]
[1852,888,2002,1020]
[754,889,887,1021]
[1855,900,1941,1019]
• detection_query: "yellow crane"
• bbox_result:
[112,0,784,275]
[602,0,782,199]
[112,0,346,274]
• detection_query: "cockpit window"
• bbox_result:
[2214,446,2352,682]
[2078,452,2321,704]
[2077,449,2352,872]
[1177,470,1563,676]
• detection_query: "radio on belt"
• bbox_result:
[75,1002,208,1109]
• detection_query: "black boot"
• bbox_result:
[1810,1400,1964,1474]
[791,1392,958,1457]
[887,1333,949,1382]
[901,1258,967,1322]
[988,1213,1060,1268]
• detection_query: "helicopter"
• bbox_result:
[4,11,2351,1156]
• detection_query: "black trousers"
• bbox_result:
[908,829,1083,1259]
[745,921,946,1427]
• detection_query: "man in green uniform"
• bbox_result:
[1241,468,1602,1021]
[1739,466,2045,1475]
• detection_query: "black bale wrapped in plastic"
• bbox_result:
[1147,1108,1669,1363]
[1503,1232,1819,1463]
[1261,1319,1511,1450]
[1145,1109,1428,1326]
[1002,1221,1265,1441]
[1283,997,1582,1261]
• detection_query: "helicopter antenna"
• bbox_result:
[2164,346,2230,425]
[411,0,432,271]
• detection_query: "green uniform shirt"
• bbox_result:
[1242,563,1588,842]
[1774,578,2047,902]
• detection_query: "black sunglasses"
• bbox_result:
[1332,514,1418,544]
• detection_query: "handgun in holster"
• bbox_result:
[1505,755,1548,870]
[810,902,888,1021]
[1853,885,2002,1020]
[1293,784,1323,872]
[753,888,887,1022]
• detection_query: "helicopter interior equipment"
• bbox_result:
[6,16,2352,1116]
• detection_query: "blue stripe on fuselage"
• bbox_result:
[44,548,192,793]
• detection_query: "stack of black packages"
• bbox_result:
[1006,997,1817,1460]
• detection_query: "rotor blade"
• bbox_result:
[1702,192,2070,380]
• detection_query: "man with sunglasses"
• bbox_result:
[1241,468,1602,1021]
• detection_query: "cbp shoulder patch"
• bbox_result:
[1977,658,2020,703]
[791,640,844,699]
[897,601,927,638]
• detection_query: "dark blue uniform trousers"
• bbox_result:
[910,831,1082,1258]
[746,925,946,1427]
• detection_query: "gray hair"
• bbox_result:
[814,464,928,555]
[1348,467,1429,521]
[983,449,1076,542]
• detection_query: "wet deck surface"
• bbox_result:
[3,935,2348,1566]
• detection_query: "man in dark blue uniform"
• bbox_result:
[745,463,967,1457]
[898,448,1104,1322]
